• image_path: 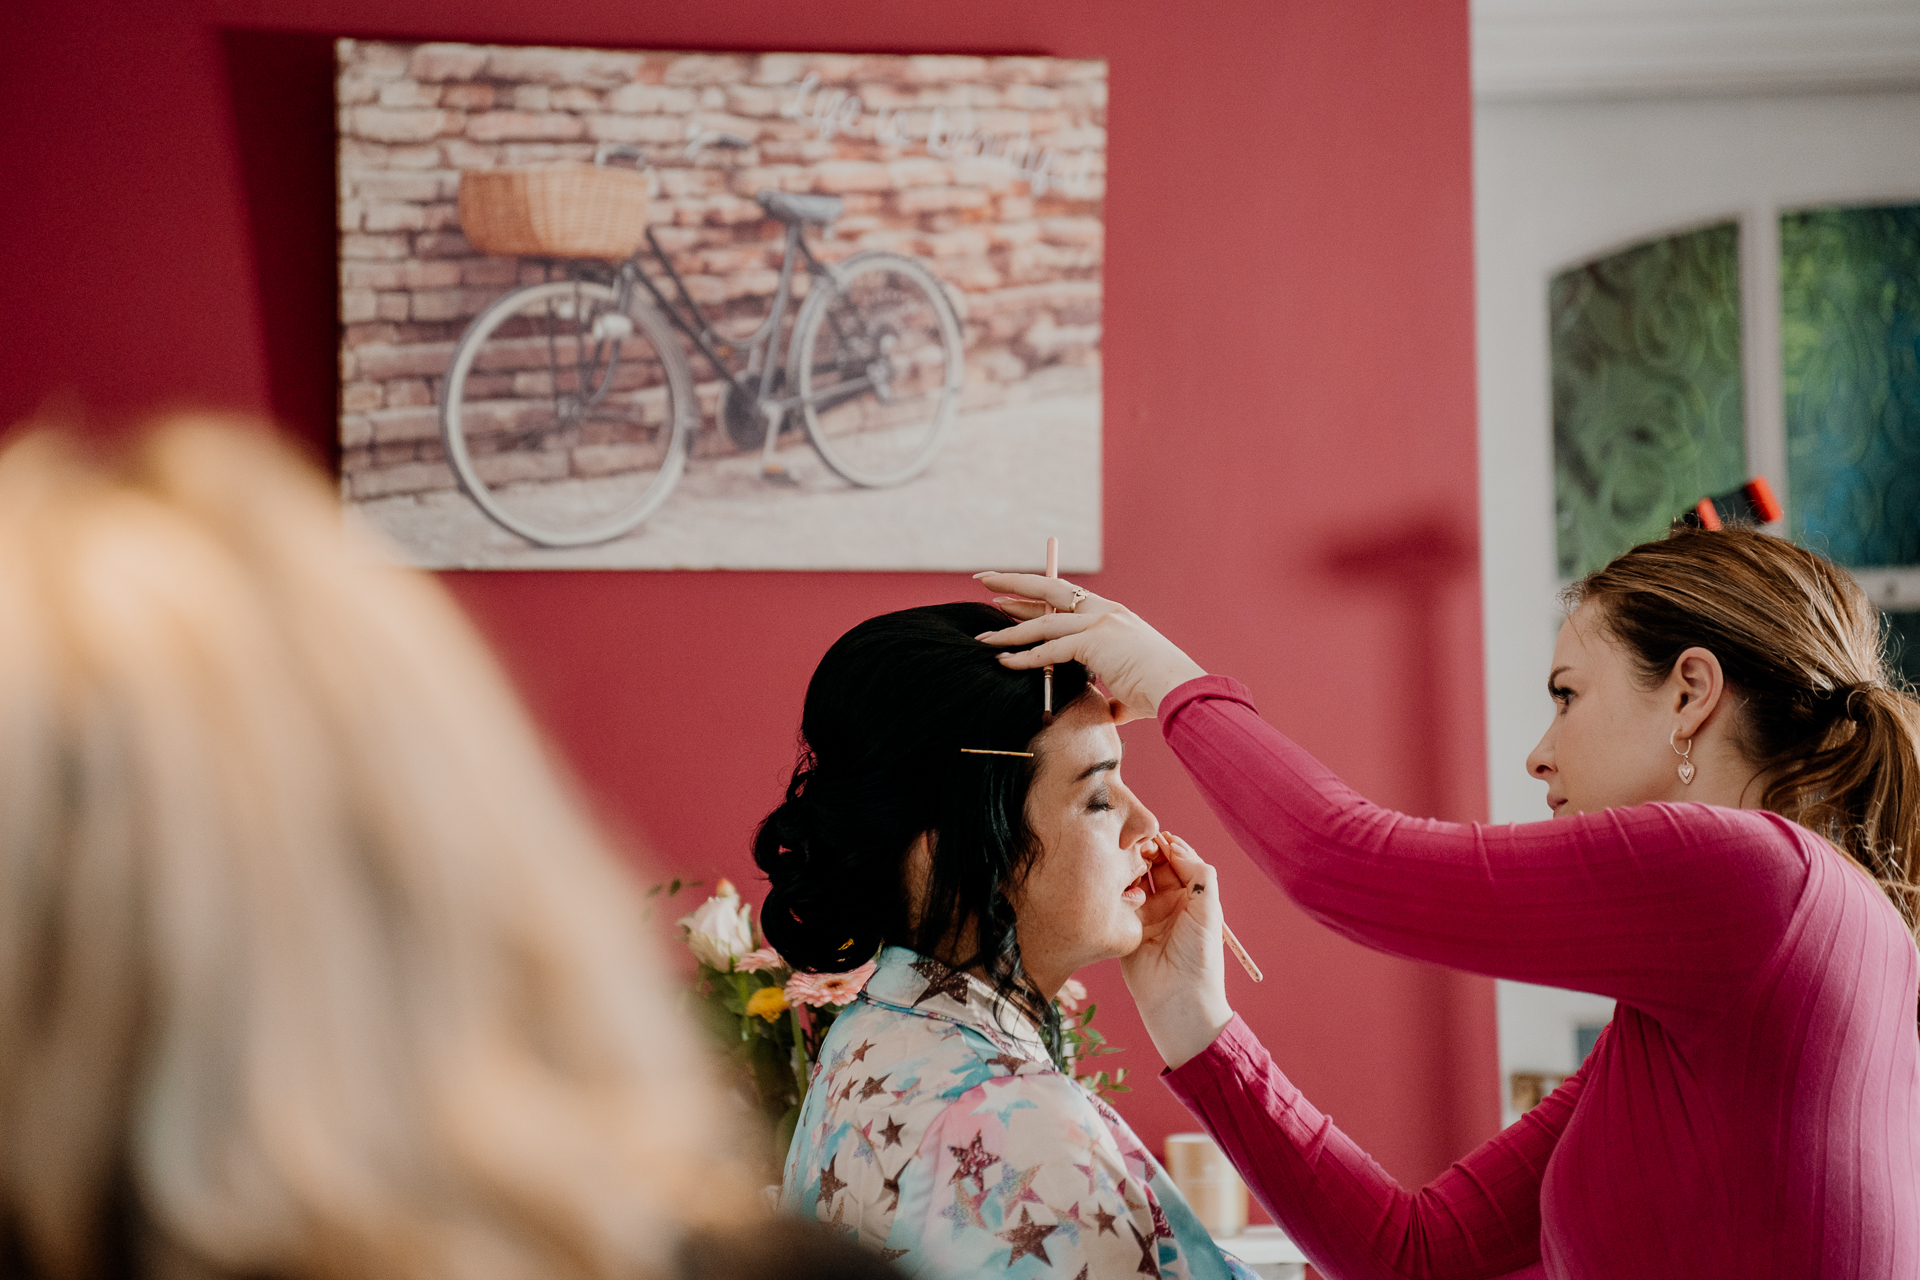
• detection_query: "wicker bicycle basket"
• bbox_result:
[458,165,652,259]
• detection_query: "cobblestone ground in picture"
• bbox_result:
[353,386,1099,570]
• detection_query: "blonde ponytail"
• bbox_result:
[1791,682,1920,934]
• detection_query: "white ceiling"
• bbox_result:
[1474,0,1920,99]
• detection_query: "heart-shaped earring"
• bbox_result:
[1671,728,1695,785]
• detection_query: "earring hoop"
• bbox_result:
[1670,727,1695,785]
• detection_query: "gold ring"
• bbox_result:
[1066,587,1090,612]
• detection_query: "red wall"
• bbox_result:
[2,0,1495,1193]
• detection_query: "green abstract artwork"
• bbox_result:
[1781,204,1920,570]
[1550,223,1747,580]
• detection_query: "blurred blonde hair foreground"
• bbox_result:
[0,418,759,1279]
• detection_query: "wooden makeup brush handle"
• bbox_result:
[1222,922,1263,983]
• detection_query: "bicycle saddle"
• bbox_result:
[757,191,844,226]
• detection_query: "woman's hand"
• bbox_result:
[1121,832,1233,1070]
[972,573,1206,721]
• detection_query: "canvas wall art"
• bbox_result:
[335,40,1105,570]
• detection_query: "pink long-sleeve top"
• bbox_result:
[1158,676,1920,1280]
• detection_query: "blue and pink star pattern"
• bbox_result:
[780,946,1256,1280]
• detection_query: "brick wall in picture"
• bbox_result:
[336,41,1106,501]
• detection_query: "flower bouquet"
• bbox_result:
[667,878,869,1155]
[665,879,1128,1156]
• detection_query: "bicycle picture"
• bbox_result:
[337,42,1107,572]
[444,135,965,548]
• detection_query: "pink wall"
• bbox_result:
[2,0,1494,1193]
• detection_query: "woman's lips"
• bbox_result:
[1122,870,1152,906]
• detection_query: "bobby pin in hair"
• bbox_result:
[960,748,1035,757]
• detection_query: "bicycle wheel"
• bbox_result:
[789,251,964,488]
[441,279,694,547]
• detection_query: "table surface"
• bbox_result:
[1217,1225,1309,1264]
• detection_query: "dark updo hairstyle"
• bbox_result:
[754,603,1092,1046]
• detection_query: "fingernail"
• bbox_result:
[973,572,994,579]
[975,632,993,640]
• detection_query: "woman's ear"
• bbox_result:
[1669,646,1727,737]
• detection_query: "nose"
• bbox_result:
[1119,784,1158,853]
[1526,728,1555,780]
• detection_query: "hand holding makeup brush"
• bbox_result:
[973,572,1205,722]
[1122,831,1237,1071]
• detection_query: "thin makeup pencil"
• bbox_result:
[1042,535,1059,714]
[1158,832,1263,983]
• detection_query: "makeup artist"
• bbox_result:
[977,525,1920,1280]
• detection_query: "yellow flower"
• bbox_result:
[746,985,789,1023]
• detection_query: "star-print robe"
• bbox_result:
[781,946,1257,1280]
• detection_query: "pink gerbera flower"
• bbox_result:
[785,960,878,1008]
[736,947,785,974]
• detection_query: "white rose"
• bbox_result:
[678,881,754,971]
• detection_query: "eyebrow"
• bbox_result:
[1076,758,1120,783]
[1548,665,1572,689]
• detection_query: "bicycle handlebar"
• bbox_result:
[593,142,648,169]
[683,129,753,157]
[593,142,661,198]
[591,132,749,201]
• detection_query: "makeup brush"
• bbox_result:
[1157,831,1263,983]
[1043,535,1059,715]
[1222,919,1263,983]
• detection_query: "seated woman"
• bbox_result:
[757,604,1256,1280]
